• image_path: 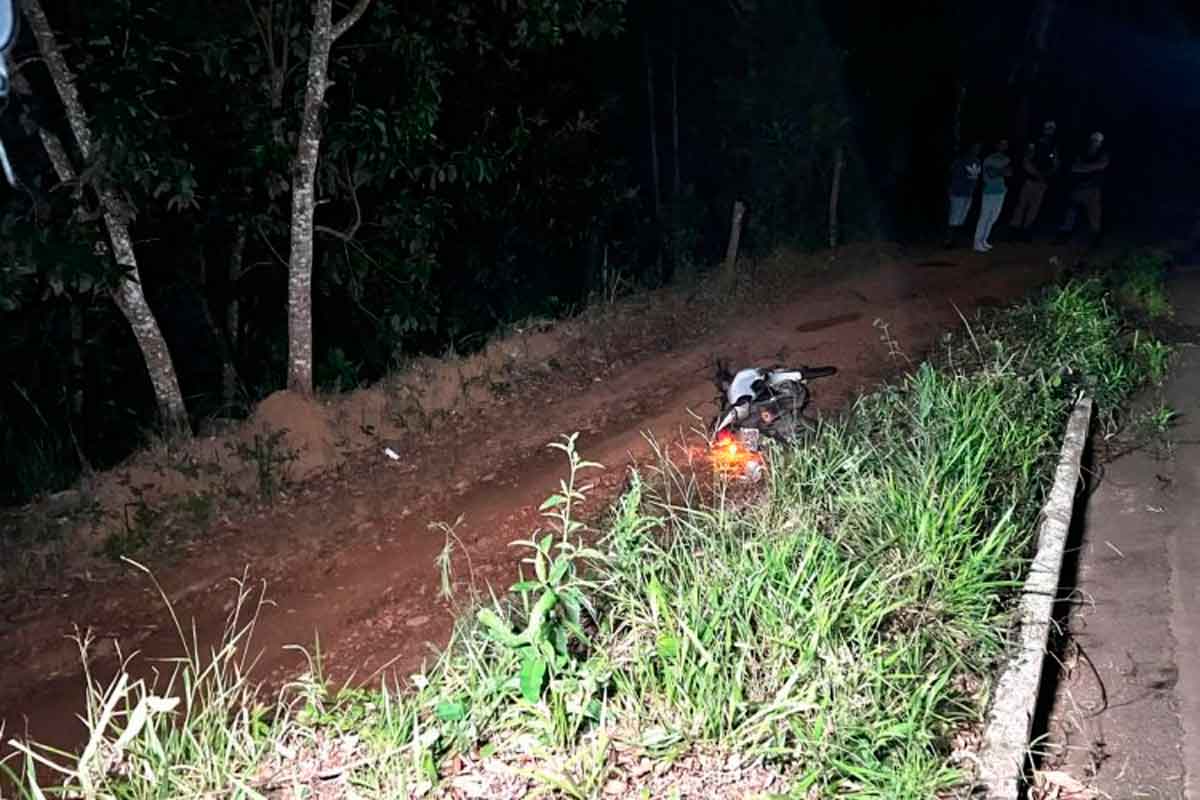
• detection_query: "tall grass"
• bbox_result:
[4,279,1168,799]
[1110,247,1172,320]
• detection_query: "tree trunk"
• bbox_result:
[286,0,373,396]
[225,221,247,410]
[828,145,845,249]
[69,302,84,420]
[193,250,240,418]
[1013,0,1056,137]
[666,17,681,283]
[722,200,746,284]
[643,29,661,220]
[670,21,680,202]
[952,81,966,155]
[21,0,191,435]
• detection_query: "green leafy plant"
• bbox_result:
[318,347,363,393]
[104,485,164,559]
[225,429,298,504]
[1139,403,1179,437]
[1134,332,1173,385]
[476,434,605,708]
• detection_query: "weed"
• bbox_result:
[474,434,608,743]
[181,490,217,528]
[5,564,282,799]
[225,428,298,504]
[1113,247,1172,319]
[0,515,71,591]
[429,513,472,603]
[104,484,164,559]
[1134,331,1173,385]
[1138,403,1179,438]
[319,346,363,392]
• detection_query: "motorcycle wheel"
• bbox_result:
[764,412,814,442]
[764,381,813,442]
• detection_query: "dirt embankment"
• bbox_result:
[0,242,1061,762]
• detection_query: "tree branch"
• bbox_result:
[10,71,77,188]
[256,219,290,267]
[281,0,294,90]
[314,162,362,241]
[331,0,373,41]
[244,0,274,72]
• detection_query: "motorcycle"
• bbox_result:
[709,360,837,478]
[1,0,19,187]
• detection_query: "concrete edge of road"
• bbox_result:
[975,396,1095,799]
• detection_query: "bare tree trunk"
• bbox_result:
[643,29,661,220]
[69,302,84,420]
[722,200,746,284]
[286,0,373,396]
[666,18,681,282]
[952,81,966,155]
[225,221,247,410]
[21,0,191,435]
[246,0,295,144]
[828,145,845,249]
[670,21,680,202]
[190,250,241,418]
[1013,0,1056,136]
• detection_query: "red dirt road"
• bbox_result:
[0,246,1058,761]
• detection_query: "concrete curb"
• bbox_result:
[976,396,1094,799]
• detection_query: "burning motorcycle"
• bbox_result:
[709,361,837,479]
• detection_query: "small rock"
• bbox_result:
[407,614,431,627]
[603,779,627,796]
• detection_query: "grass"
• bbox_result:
[1111,247,1172,320]
[2,277,1171,799]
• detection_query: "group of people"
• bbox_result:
[945,121,1110,252]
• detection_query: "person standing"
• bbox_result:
[1009,120,1059,241]
[945,142,982,247]
[1056,131,1110,246]
[974,139,1011,252]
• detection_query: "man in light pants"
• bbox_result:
[974,139,1012,252]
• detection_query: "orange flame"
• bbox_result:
[710,431,762,474]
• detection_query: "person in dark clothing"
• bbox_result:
[1009,120,1059,241]
[944,142,982,247]
[1056,131,1110,246]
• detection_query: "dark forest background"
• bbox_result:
[2,0,1200,505]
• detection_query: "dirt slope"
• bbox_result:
[0,245,1059,760]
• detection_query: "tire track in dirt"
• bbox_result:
[0,248,1059,763]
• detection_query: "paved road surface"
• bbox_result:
[1046,272,1200,799]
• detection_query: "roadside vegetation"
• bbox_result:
[1,269,1172,798]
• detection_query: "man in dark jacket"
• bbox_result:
[1009,120,1058,241]
[1056,131,1110,247]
